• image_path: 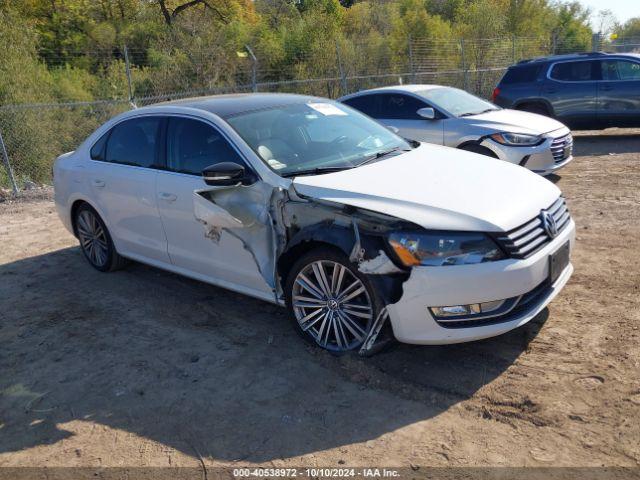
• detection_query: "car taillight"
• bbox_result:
[492,87,500,103]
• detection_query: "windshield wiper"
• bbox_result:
[281,147,410,177]
[459,108,500,117]
[357,146,408,167]
[280,165,354,178]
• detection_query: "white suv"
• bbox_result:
[54,93,575,354]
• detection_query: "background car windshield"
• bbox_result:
[418,87,497,117]
[226,102,410,175]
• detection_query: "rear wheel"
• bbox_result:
[75,204,128,272]
[285,248,382,353]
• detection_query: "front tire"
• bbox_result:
[285,248,382,353]
[75,204,128,272]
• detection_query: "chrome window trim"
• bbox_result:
[546,56,640,83]
[88,111,262,181]
[88,113,165,169]
[546,59,599,84]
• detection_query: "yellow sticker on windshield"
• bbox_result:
[307,103,348,116]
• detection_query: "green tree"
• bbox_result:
[550,1,592,53]
[614,17,640,40]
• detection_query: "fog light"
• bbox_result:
[430,299,506,318]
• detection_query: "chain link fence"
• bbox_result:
[1,33,637,195]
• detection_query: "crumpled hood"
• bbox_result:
[292,143,561,232]
[467,108,568,135]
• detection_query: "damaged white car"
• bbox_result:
[54,94,575,355]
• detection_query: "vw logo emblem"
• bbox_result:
[541,210,558,238]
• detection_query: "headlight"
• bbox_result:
[388,231,505,267]
[490,132,542,146]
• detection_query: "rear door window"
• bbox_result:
[549,61,599,82]
[601,59,640,81]
[104,117,162,167]
[377,94,428,120]
[342,95,380,118]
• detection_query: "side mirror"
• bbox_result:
[202,162,246,186]
[417,107,436,120]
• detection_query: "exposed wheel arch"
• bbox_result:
[277,239,348,290]
[70,199,90,237]
[73,202,129,272]
[514,101,552,117]
[457,142,499,159]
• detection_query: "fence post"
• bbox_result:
[335,40,348,96]
[592,32,602,52]
[460,38,469,91]
[0,128,19,196]
[245,45,258,92]
[123,45,136,108]
[512,35,516,63]
[408,34,416,82]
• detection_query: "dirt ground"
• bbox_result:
[0,129,639,473]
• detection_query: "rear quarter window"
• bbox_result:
[501,65,543,84]
[90,132,109,161]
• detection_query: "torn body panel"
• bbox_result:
[192,180,414,352]
[193,182,282,300]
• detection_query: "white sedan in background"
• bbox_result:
[54,93,574,355]
[339,85,573,175]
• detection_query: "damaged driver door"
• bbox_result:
[155,116,275,299]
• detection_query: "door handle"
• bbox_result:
[92,179,105,188]
[600,85,613,91]
[159,192,177,202]
[544,88,557,93]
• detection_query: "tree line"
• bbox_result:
[0,0,637,188]
[0,0,612,106]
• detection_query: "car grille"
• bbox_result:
[550,133,573,164]
[494,196,571,259]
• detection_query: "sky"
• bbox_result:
[579,0,637,28]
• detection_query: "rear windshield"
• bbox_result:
[501,65,542,84]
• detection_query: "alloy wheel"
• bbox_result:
[292,260,373,352]
[77,209,109,268]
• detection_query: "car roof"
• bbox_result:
[338,84,446,100]
[513,51,640,66]
[146,93,327,118]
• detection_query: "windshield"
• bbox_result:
[226,101,411,176]
[417,87,498,117]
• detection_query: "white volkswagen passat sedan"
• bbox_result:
[54,93,575,354]
[339,85,573,176]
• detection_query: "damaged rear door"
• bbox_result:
[155,116,274,298]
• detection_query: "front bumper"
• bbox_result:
[386,219,575,345]
[480,128,573,176]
